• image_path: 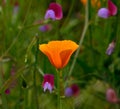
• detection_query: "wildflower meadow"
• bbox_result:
[0,0,120,109]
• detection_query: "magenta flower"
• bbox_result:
[42,74,54,93]
[106,88,118,103]
[71,84,80,96]
[65,84,80,97]
[106,41,115,55]
[44,2,63,20]
[108,0,117,16]
[5,89,10,95]
[98,0,117,18]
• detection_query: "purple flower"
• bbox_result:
[45,10,56,20]
[98,8,109,19]
[39,24,52,32]
[65,87,73,97]
[65,84,80,97]
[97,0,117,18]
[106,88,118,103]
[42,74,54,93]
[44,2,63,20]
[106,41,115,55]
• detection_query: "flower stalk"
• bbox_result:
[33,35,39,109]
[57,69,63,109]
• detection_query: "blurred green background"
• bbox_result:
[0,0,120,109]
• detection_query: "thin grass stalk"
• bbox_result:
[0,0,33,61]
[68,0,89,79]
[0,62,8,109]
[33,35,39,109]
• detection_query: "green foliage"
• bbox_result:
[0,0,120,109]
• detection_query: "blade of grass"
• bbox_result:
[68,0,89,80]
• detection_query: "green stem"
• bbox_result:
[68,0,89,79]
[23,19,51,30]
[56,0,62,4]
[25,36,36,63]
[33,35,39,109]
[61,0,75,28]
[23,88,28,109]
[115,104,120,109]
[0,65,29,93]
[1,1,7,52]
[0,0,33,61]
[57,69,62,109]
[0,62,8,109]
[88,0,95,66]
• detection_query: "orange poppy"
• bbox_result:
[81,0,101,8]
[39,40,79,69]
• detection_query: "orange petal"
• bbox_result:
[39,44,55,67]
[50,52,62,69]
[39,44,62,69]
[60,49,73,68]
[81,0,101,8]
[81,0,86,5]
[60,45,78,68]
[39,40,79,69]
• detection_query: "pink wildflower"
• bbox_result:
[42,74,54,93]
[106,88,118,103]
[108,0,117,16]
[45,2,63,20]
